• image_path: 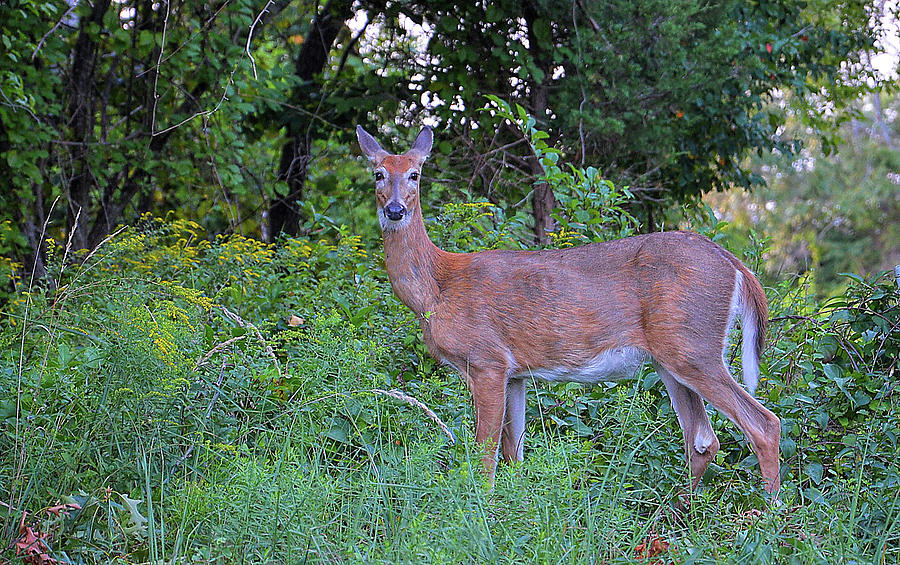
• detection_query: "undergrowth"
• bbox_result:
[0,110,897,563]
[0,209,896,563]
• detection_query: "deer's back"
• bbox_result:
[424,231,743,378]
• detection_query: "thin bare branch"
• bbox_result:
[373,388,456,444]
[32,1,80,61]
[247,0,275,79]
[150,0,171,134]
[195,335,248,369]
[219,306,282,378]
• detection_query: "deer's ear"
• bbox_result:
[407,126,433,163]
[356,125,389,164]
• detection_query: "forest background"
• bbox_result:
[1,0,899,563]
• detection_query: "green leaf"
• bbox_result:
[325,425,349,444]
[6,151,22,168]
[804,462,824,485]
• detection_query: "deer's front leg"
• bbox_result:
[468,368,508,481]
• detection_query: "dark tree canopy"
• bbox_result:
[405,0,881,231]
[0,0,889,272]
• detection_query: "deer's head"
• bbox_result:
[356,126,433,231]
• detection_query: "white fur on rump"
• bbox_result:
[725,269,761,395]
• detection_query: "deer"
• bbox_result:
[356,124,781,494]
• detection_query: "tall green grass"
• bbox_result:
[1,217,898,563]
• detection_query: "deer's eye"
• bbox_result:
[409,172,419,182]
[374,172,384,181]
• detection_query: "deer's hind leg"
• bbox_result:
[501,378,526,463]
[669,361,781,493]
[656,363,720,489]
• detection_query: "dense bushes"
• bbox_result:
[1,143,898,561]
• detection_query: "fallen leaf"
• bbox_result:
[45,502,81,517]
[648,536,670,557]
[635,533,671,563]
[15,523,57,565]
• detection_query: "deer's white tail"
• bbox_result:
[730,265,768,395]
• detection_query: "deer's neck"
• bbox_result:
[381,208,445,316]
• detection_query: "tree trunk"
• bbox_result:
[57,1,293,253]
[20,182,49,285]
[531,171,556,245]
[523,1,557,245]
[271,136,311,237]
[65,0,112,251]
[268,0,353,239]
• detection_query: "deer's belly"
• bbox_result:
[509,346,648,384]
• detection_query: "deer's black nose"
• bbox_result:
[385,202,406,221]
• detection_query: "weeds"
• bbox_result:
[1,204,898,562]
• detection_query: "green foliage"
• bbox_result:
[1,213,899,562]
[405,0,885,221]
[766,271,900,499]
[1,0,891,281]
[708,93,900,297]
[0,218,413,561]
[428,200,519,252]
[419,98,641,254]
[487,96,639,246]
[0,0,327,260]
